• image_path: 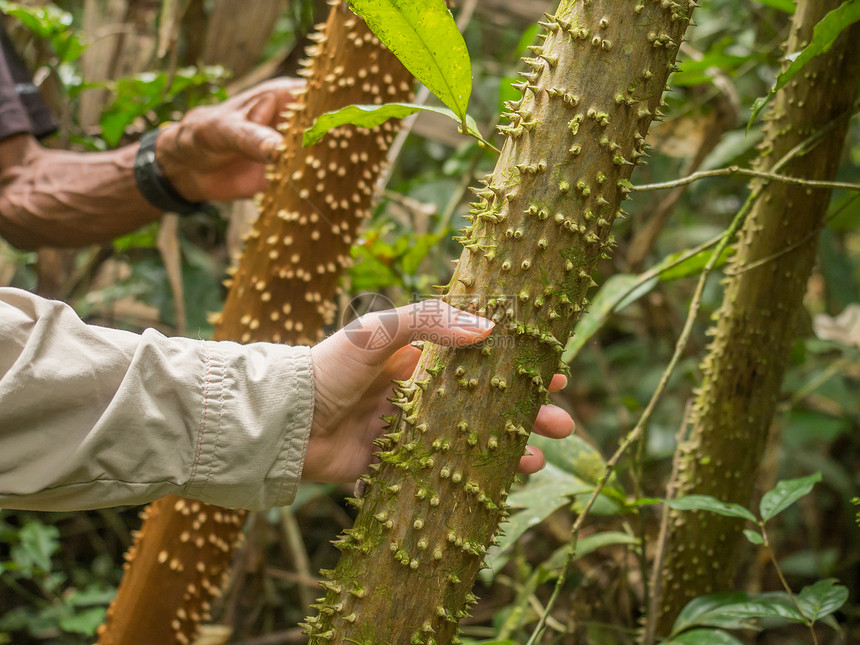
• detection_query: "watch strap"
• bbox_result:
[134,128,212,216]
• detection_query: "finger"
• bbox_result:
[394,300,494,347]
[227,77,305,111]
[533,404,574,439]
[517,445,546,475]
[220,119,283,164]
[548,374,567,392]
[246,92,279,126]
[338,300,494,366]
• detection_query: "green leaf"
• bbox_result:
[749,0,860,126]
[753,0,796,13]
[561,243,734,363]
[561,274,641,362]
[666,495,757,522]
[656,245,734,282]
[11,522,60,573]
[672,592,760,634]
[400,233,442,275]
[303,103,483,147]
[497,76,521,116]
[541,531,640,570]
[345,0,471,121]
[743,529,765,545]
[0,1,87,63]
[665,629,745,645]
[529,433,612,488]
[759,472,821,521]
[67,585,117,607]
[482,464,593,579]
[796,578,848,623]
[483,488,571,576]
[59,607,106,636]
[711,594,806,623]
[671,591,806,636]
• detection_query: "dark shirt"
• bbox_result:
[0,22,56,141]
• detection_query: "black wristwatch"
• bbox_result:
[134,128,213,216]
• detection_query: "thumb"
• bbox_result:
[336,300,494,366]
[220,118,283,164]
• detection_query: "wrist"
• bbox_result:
[134,127,211,215]
[151,124,205,204]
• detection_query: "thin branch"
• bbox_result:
[632,165,860,194]
[761,524,819,645]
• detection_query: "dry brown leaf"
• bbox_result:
[813,304,860,348]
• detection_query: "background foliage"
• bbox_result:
[0,0,858,643]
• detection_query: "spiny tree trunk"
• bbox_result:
[304,2,695,643]
[653,0,860,634]
[97,5,412,643]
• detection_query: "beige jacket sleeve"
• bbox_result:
[0,287,314,512]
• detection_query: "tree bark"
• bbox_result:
[304,2,695,643]
[653,0,860,635]
[97,4,412,643]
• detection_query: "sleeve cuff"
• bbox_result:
[184,341,314,511]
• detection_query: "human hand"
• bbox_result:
[155,78,303,203]
[304,301,574,484]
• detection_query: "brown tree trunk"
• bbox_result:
[97,4,412,643]
[653,0,860,635]
[200,0,290,78]
[304,2,695,643]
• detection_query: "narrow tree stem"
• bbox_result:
[760,524,818,645]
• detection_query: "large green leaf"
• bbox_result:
[666,495,757,523]
[345,0,471,121]
[303,103,483,147]
[759,472,821,521]
[749,0,860,125]
[796,578,849,623]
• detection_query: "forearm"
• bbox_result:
[0,135,162,249]
[0,287,314,511]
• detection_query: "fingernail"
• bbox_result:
[454,313,494,332]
